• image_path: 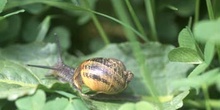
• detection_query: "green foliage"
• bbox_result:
[194,18,220,45]
[0,0,220,110]
[0,41,191,109]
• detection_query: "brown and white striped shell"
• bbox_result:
[73,58,133,94]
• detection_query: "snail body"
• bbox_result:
[27,34,133,95]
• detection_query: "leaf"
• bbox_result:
[84,42,193,96]
[0,0,7,13]
[43,97,73,110]
[0,41,193,109]
[188,62,209,77]
[178,27,196,50]
[21,3,46,14]
[193,18,220,44]
[0,15,21,45]
[163,91,189,110]
[42,97,88,110]
[168,47,203,64]
[172,68,220,90]
[0,43,59,100]
[21,17,40,42]
[119,101,155,110]
[119,103,135,110]
[46,26,71,51]
[0,60,38,100]
[15,89,46,110]
[204,40,215,65]
[36,16,51,42]
[119,90,189,110]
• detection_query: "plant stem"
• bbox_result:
[206,0,215,20]
[125,0,148,41]
[202,85,211,110]
[111,0,161,108]
[194,0,200,24]
[144,0,158,41]
[83,0,110,45]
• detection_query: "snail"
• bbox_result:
[27,34,133,95]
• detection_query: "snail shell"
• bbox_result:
[73,58,133,94]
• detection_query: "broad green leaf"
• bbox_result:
[119,91,189,110]
[178,27,196,50]
[46,26,71,51]
[71,0,97,25]
[0,60,38,100]
[43,97,73,110]
[0,0,7,13]
[55,90,76,99]
[43,98,73,110]
[21,4,46,14]
[15,89,46,110]
[119,101,155,110]
[85,99,122,110]
[0,15,21,45]
[21,17,40,42]
[0,43,58,100]
[119,103,135,110]
[194,18,220,45]
[0,41,193,109]
[42,97,88,110]
[135,101,155,110]
[168,47,203,64]
[84,43,193,96]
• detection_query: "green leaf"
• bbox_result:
[43,97,73,110]
[15,89,46,110]
[194,18,220,44]
[119,101,155,110]
[21,4,46,14]
[0,43,58,100]
[168,47,203,64]
[46,26,71,50]
[135,101,155,110]
[178,27,196,50]
[0,0,7,13]
[0,60,38,100]
[119,103,135,110]
[119,91,189,110]
[188,62,209,77]
[84,42,193,96]
[21,17,40,42]
[0,41,192,109]
[172,68,220,90]
[36,16,51,42]
[163,91,189,110]
[0,15,21,45]
[204,40,215,65]
[42,97,88,110]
